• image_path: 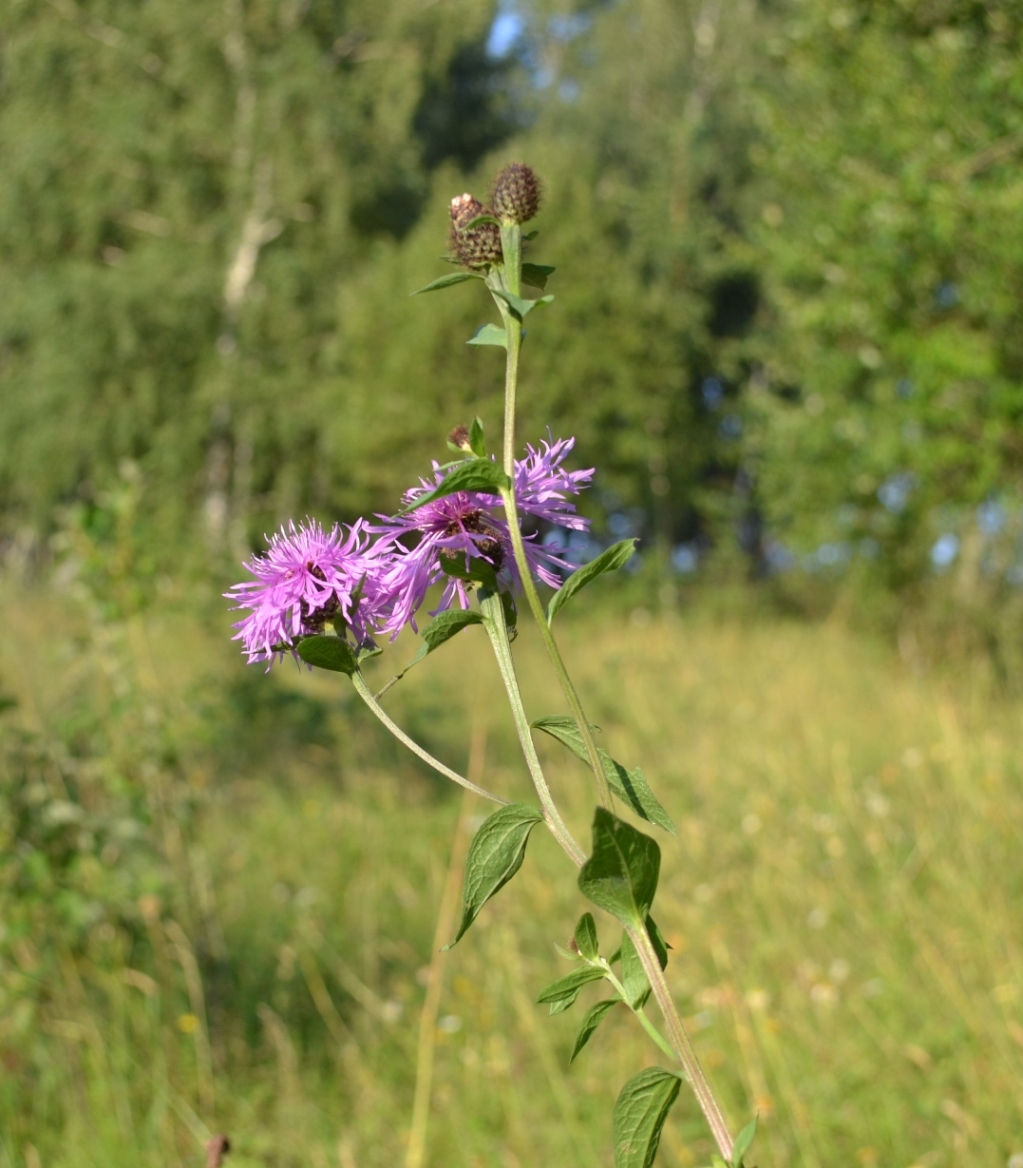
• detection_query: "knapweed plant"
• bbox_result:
[227,164,757,1168]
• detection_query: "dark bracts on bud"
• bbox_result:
[448,424,471,452]
[491,163,541,225]
[449,192,502,270]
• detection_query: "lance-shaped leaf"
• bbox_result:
[732,1117,758,1168]
[440,553,499,592]
[573,912,599,961]
[491,288,555,319]
[619,931,651,1010]
[447,804,543,947]
[536,965,608,1015]
[570,997,619,1064]
[547,539,637,623]
[467,323,508,348]
[296,635,358,676]
[613,1067,682,1168]
[578,809,660,927]
[521,262,555,290]
[646,915,670,970]
[468,416,486,457]
[531,716,675,835]
[411,271,479,295]
[406,610,484,668]
[402,459,510,513]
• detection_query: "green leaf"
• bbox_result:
[402,459,510,513]
[578,808,660,927]
[296,635,358,675]
[570,997,619,1064]
[491,288,555,319]
[536,965,608,1014]
[405,609,484,670]
[573,912,599,961]
[447,804,543,946]
[464,213,500,229]
[357,640,383,662]
[531,716,675,835]
[619,931,650,1009]
[646,915,670,970]
[467,323,508,348]
[547,539,637,623]
[732,1117,758,1168]
[521,262,556,290]
[522,229,539,241]
[468,416,486,457]
[411,271,478,295]
[613,1067,682,1168]
[439,553,499,592]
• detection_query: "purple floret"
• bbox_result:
[376,436,593,636]
[226,518,391,665]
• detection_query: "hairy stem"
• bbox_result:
[493,221,735,1160]
[350,672,508,806]
[493,224,612,810]
[598,965,676,1062]
[629,921,735,1159]
[479,592,586,867]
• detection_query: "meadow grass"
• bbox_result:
[1,575,1021,1168]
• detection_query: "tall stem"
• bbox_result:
[494,224,612,810]
[493,221,735,1161]
[629,921,735,1159]
[350,672,507,806]
[479,593,585,868]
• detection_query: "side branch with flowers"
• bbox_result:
[227,163,758,1168]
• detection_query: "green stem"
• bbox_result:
[629,921,735,1159]
[350,672,508,807]
[479,592,585,868]
[492,217,734,1162]
[500,486,613,810]
[492,225,612,811]
[599,965,676,1061]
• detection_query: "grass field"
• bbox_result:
[1,572,1022,1168]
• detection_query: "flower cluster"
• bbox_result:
[227,438,593,665]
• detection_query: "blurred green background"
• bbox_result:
[2,0,1023,1164]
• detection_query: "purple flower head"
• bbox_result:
[376,436,592,636]
[226,518,391,666]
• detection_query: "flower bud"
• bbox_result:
[449,192,502,269]
[491,163,541,225]
[447,424,472,453]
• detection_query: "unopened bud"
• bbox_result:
[449,192,502,269]
[491,163,541,225]
[448,424,472,452]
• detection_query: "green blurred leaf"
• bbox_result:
[491,288,555,319]
[578,809,660,927]
[646,915,670,970]
[440,553,499,592]
[469,416,486,457]
[536,965,608,1014]
[531,716,675,835]
[522,229,539,241]
[574,912,599,960]
[547,539,637,623]
[570,997,619,1063]
[521,262,556,290]
[411,271,478,295]
[467,323,508,348]
[613,1067,682,1168]
[357,640,383,662]
[406,609,484,670]
[296,635,358,676]
[619,931,650,1009]
[402,459,510,513]
[732,1116,758,1167]
[464,213,500,229]
[447,804,543,947]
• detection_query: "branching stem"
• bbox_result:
[350,672,508,806]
